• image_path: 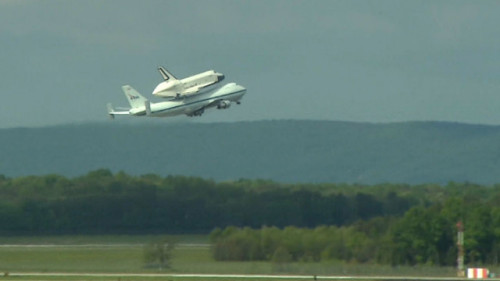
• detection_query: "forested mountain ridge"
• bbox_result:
[1,120,500,184]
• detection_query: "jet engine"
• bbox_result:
[217,100,231,109]
[188,108,204,117]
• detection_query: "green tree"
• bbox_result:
[465,204,494,265]
[390,206,453,265]
[143,237,176,271]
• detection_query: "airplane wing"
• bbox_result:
[205,98,225,108]
[205,98,231,110]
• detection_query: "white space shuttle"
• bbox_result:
[152,66,225,99]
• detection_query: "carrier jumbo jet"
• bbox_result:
[152,66,225,99]
[107,82,246,118]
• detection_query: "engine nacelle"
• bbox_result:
[217,100,231,109]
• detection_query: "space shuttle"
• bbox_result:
[152,66,225,99]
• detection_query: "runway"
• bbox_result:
[8,272,500,280]
[0,243,209,248]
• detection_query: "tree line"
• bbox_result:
[0,169,499,265]
[210,196,500,266]
[0,169,416,234]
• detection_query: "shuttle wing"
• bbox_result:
[177,81,220,98]
[182,87,201,96]
[170,86,203,99]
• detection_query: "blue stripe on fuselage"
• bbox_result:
[152,90,245,114]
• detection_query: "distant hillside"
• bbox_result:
[1,120,500,184]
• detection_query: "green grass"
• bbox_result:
[0,244,469,275]
[0,246,139,272]
[0,234,208,245]
[0,235,205,274]
[0,235,499,281]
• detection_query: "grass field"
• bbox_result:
[0,235,498,281]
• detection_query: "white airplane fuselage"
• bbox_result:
[131,83,246,117]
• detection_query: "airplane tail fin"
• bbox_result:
[122,85,148,108]
[158,66,178,81]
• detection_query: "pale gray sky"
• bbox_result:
[1,0,500,128]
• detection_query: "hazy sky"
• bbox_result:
[1,0,500,128]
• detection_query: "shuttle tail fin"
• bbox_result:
[158,66,177,81]
[122,85,148,108]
